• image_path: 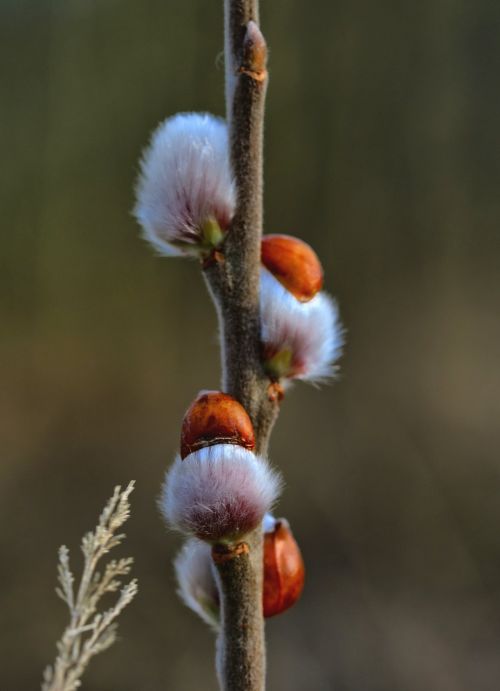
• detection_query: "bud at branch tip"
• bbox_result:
[240,21,267,81]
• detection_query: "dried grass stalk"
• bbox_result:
[42,482,138,691]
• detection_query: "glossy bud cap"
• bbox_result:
[263,518,305,617]
[261,234,323,302]
[180,391,255,460]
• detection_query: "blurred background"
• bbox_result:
[2,1,500,689]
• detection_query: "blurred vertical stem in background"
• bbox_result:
[201,1,276,689]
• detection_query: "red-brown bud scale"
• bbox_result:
[261,234,324,302]
[263,519,305,617]
[180,391,256,460]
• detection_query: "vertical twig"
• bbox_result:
[202,2,278,689]
[205,1,277,453]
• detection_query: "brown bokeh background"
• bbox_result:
[2,1,500,689]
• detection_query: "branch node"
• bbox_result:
[212,542,250,565]
[202,249,226,270]
[267,382,285,403]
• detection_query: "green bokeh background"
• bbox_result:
[2,1,500,689]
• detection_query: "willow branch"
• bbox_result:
[202,2,278,690]
[211,541,264,691]
[205,2,277,454]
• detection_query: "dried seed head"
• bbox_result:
[260,269,344,384]
[261,234,323,302]
[180,391,255,460]
[134,112,235,257]
[263,518,305,618]
[160,445,282,543]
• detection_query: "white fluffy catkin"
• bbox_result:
[161,445,282,542]
[174,538,220,629]
[260,268,344,383]
[134,112,235,256]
